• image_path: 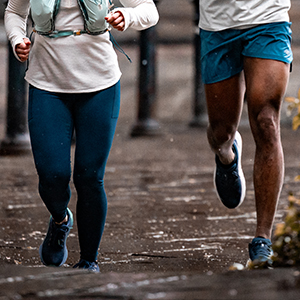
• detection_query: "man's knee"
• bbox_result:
[253,106,281,142]
[208,122,237,146]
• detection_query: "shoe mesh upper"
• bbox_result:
[47,220,69,249]
[249,238,273,262]
[214,131,246,209]
[40,208,73,266]
[73,259,100,272]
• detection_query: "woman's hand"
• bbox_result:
[15,38,31,62]
[105,11,125,31]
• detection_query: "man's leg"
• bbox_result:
[244,57,290,240]
[205,73,247,208]
[205,73,245,163]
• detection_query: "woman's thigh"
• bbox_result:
[73,81,120,181]
[28,86,73,179]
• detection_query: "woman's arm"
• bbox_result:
[4,0,31,61]
[107,0,159,32]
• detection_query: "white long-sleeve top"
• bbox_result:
[5,0,159,93]
[200,0,290,31]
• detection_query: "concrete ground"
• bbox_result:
[0,1,300,299]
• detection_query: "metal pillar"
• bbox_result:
[0,43,31,155]
[189,0,206,127]
[130,0,161,137]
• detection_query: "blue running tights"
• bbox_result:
[28,82,120,262]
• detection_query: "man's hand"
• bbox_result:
[15,38,31,62]
[105,11,125,31]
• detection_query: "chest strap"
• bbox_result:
[33,28,110,39]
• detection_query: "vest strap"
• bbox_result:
[33,28,109,38]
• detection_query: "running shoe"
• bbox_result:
[39,208,73,267]
[214,131,246,209]
[247,237,273,268]
[73,259,100,272]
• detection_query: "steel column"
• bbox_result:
[189,0,206,127]
[130,0,161,137]
[0,43,30,155]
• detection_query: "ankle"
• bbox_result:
[216,148,235,166]
[55,214,68,225]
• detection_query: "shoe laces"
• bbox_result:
[48,221,69,249]
[216,167,239,184]
[251,240,272,259]
[74,259,99,271]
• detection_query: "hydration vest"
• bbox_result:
[30,0,113,38]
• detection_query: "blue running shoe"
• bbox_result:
[73,259,100,273]
[39,208,73,267]
[247,237,273,268]
[214,131,246,209]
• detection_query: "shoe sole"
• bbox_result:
[214,131,246,208]
[39,208,73,267]
[246,258,273,269]
[39,242,69,267]
[234,131,246,207]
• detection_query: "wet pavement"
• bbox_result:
[1,1,300,299]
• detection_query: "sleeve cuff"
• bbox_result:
[112,7,133,32]
[10,37,25,62]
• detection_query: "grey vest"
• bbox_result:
[30,0,112,38]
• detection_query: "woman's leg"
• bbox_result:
[28,86,74,222]
[73,81,120,263]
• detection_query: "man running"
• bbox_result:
[199,0,293,267]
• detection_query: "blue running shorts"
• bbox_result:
[200,22,293,84]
